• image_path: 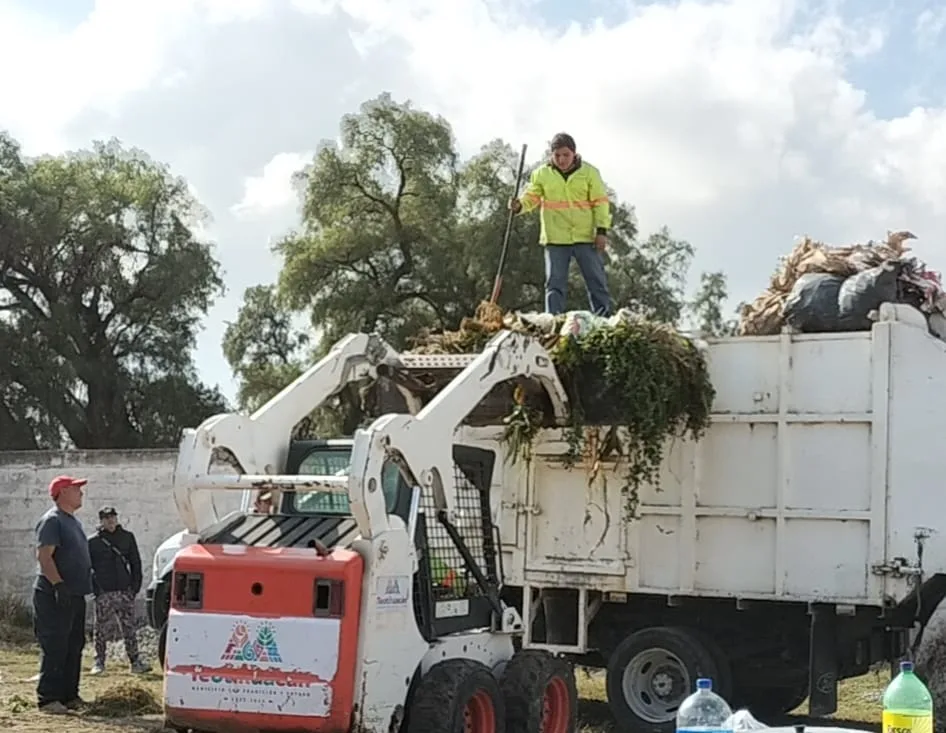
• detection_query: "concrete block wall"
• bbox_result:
[0,449,242,600]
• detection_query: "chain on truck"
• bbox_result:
[148,305,946,733]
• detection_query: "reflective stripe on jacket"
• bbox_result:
[519,161,612,245]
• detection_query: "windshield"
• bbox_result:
[289,447,402,515]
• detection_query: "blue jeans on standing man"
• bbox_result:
[544,243,612,316]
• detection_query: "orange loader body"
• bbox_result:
[163,544,363,732]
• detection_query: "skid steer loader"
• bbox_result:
[162,330,578,733]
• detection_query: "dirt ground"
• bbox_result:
[0,641,165,732]
[0,637,886,733]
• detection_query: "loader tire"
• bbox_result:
[605,626,720,733]
[407,658,505,733]
[501,650,577,733]
[157,621,167,670]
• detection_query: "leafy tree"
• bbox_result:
[0,133,228,449]
[227,94,731,418]
[222,284,307,411]
[688,271,739,336]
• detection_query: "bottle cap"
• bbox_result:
[901,660,914,673]
[696,678,712,690]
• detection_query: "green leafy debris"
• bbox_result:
[413,306,715,519]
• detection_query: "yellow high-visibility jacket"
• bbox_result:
[519,160,612,245]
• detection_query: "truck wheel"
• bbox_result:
[501,650,577,733]
[407,658,506,733]
[734,682,808,716]
[682,627,733,701]
[605,626,720,733]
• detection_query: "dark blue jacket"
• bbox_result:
[88,526,142,595]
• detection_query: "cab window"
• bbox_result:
[290,448,403,515]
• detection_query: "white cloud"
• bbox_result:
[231,151,312,220]
[915,6,946,52]
[1,0,945,399]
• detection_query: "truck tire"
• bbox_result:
[684,627,733,702]
[501,650,577,733]
[733,683,808,717]
[407,658,506,733]
[605,626,720,733]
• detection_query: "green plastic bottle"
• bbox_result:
[883,660,933,733]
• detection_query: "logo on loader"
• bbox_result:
[220,622,283,663]
[376,574,410,609]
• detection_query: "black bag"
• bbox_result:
[782,273,846,333]
[837,261,901,330]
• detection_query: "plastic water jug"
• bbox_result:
[883,660,933,733]
[676,678,733,733]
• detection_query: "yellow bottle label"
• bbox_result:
[883,711,933,733]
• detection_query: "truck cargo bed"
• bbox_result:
[486,305,946,609]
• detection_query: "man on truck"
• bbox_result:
[510,132,613,316]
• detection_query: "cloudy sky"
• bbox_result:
[2,0,945,400]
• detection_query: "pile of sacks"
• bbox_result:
[738,231,946,338]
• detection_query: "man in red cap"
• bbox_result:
[32,475,93,715]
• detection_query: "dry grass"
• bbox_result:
[574,668,886,732]
[0,596,36,647]
[0,643,165,732]
[0,639,885,732]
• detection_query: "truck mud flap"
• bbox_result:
[808,603,838,717]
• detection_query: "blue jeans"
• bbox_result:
[544,243,612,316]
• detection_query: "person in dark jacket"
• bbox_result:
[87,507,150,674]
[33,475,93,715]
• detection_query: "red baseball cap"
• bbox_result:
[49,475,87,500]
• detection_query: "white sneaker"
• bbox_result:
[89,662,105,675]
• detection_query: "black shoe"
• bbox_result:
[38,701,72,715]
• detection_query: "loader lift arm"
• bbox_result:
[349,329,569,534]
[171,331,568,648]
[173,332,404,534]
[344,330,570,633]
[183,328,570,572]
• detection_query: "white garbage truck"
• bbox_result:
[150,302,946,732]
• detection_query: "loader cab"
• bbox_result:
[146,437,398,657]
[282,439,411,520]
[150,433,505,669]
[284,440,505,642]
